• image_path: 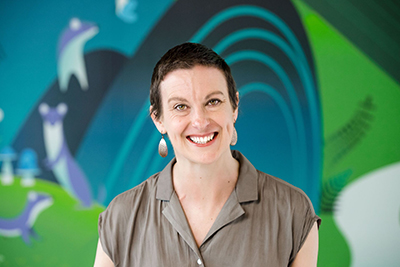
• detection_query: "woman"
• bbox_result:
[94,43,320,267]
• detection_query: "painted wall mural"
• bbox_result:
[0,0,399,266]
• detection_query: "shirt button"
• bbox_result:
[197,258,202,265]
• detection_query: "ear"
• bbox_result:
[233,92,239,122]
[150,106,166,134]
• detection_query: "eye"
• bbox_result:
[174,104,187,111]
[207,99,221,106]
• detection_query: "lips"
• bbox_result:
[187,133,217,145]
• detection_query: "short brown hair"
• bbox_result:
[150,42,237,119]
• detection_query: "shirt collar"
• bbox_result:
[156,157,176,201]
[156,150,258,203]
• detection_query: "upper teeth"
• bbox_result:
[190,134,215,144]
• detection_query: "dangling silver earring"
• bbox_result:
[231,127,237,146]
[158,133,168,157]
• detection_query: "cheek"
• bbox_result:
[214,116,234,134]
[221,111,236,126]
[166,117,187,135]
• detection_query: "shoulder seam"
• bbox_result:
[257,170,309,198]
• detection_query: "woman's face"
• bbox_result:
[152,65,238,165]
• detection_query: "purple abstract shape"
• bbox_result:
[0,192,53,245]
[39,103,93,207]
[57,18,98,58]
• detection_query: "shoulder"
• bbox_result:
[233,150,312,209]
[256,170,313,210]
[98,172,161,247]
[106,172,160,213]
[256,169,321,228]
[100,172,161,225]
[97,172,161,264]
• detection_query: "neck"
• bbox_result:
[172,150,239,203]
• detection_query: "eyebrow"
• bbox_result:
[167,91,225,104]
[168,97,187,104]
[205,91,224,99]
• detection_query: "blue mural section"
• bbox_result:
[0,0,173,147]
[3,0,321,207]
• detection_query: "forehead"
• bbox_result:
[160,65,228,100]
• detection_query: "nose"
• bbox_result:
[191,108,210,129]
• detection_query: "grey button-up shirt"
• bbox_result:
[99,151,320,267]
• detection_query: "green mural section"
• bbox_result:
[293,0,400,266]
[0,178,103,266]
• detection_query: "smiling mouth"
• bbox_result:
[187,133,217,145]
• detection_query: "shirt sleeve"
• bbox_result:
[289,190,321,264]
[98,199,120,266]
[299,199,321,249]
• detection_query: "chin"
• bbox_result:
[189,148,230,165]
